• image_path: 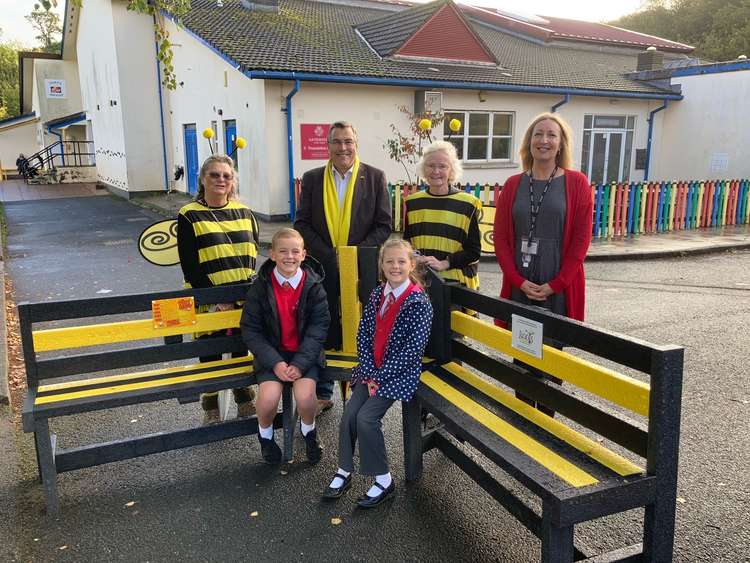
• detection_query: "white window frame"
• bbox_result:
[444,110,514,163]
[581,114,636,184]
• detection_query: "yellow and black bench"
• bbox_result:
[403,274,684,563]
[19,246,377,515]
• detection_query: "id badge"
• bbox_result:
[521,237,538,255]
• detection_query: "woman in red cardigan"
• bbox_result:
[493,113,592,414]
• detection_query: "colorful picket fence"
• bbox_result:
[592,179,750,238]
[294,178,750,239]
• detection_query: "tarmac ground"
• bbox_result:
[0,188,749,562]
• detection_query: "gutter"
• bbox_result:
[154,14,170,192]
[644,101,668,181]
[283,80,301,220]
[551,94,570,112]
[244,70,682,101]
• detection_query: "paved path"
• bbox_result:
[1,193,748,562]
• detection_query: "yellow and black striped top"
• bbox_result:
[177,199,259,288]
[404,189,482,290]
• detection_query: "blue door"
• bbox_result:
[224,120,237,158]
[183,124,198,195]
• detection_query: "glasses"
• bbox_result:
[425,163,450,171]
[328,139,356,147]
[207,172,233,180]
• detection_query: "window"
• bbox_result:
[581,115,635,184]
[444,111,513,162]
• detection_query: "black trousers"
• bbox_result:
[198,329,254,410]
[337,383,395,476]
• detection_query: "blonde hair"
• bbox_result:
[378,238,426,288]
[416,141,463,184]
[271,227,305,249]
[197,154,237,202]
[519,113,574,171]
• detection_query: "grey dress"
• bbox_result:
[510,174,567,315]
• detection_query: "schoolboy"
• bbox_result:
[240,228,330,463]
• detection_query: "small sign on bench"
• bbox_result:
[511,314,543,359]
[152,297,197,329]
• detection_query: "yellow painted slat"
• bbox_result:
[37,356,252,393]
[35,364,253,405]
[422,371,598,487]
[339,246,360,355]
[451,312,650,416]
[442,362,643,476]
[33,310,242,352]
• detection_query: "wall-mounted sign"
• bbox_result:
[709,152,729,173]
[300,123,330,160]
[45,79,66,99]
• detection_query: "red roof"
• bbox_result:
[459,4,694,53]
[397,2,496,63]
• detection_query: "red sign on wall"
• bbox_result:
[300,123,330,160]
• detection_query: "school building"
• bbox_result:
[1,0,748,219]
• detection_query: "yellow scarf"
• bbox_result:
[323,157,360,247]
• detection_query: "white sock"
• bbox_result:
[259,425,273,440]
[300,420,315,436]
[329,467,351,489]
[367,472,392,497]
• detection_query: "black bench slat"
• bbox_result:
[55,414,283,474]
[19,284,253,322]
[450,285,678,374]
[453,340,649,458]
[35,335,248,379]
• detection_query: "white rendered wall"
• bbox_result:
[0,119,41,169]
[76,0,129,192]
[281,82,654,193]
[651,70,750,181]
[31,59,83,123]
[112,3,167,192]
[163,19,269,213]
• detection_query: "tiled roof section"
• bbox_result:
[180,0,677,96]
[356,0,443,57]
[396,3,496,64]
[541,17,695,53]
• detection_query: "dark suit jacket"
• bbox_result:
[294,162,392,261]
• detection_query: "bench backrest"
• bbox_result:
[18,284,252,388]
[425,273,684,480]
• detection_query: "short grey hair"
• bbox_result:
[416,141,463,184]
[327,121,359,144]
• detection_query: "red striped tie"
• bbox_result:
[380,292,395,319]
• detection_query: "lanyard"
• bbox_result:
[527,166,558,243]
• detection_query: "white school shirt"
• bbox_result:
[272,266,303,289]
[380,279,411,317]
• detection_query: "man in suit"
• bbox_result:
[294,121,392,413]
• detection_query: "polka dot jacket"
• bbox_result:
[352,284,433,401]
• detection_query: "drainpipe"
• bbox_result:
[154,14,170,192]
[551,94,570,113]
[645,101,668,181]
[47,128,65,166]
[283,79,301,219]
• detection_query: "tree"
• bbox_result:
[25,3,63,53]
[0,36,21,119]
[610,0,750,62]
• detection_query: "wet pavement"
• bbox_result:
[1,193,749,562]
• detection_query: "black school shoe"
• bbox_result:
[322,472,352,500]
[303,429,323,464]
[356,481,396,509]
[258,435,282,464]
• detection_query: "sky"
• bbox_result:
[0,0,647,48]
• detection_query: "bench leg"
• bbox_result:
[35,420,60,515]
[402,396,423,481]
[541,501,573,563]
[281,383,296,463]
[643,496,677,562]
